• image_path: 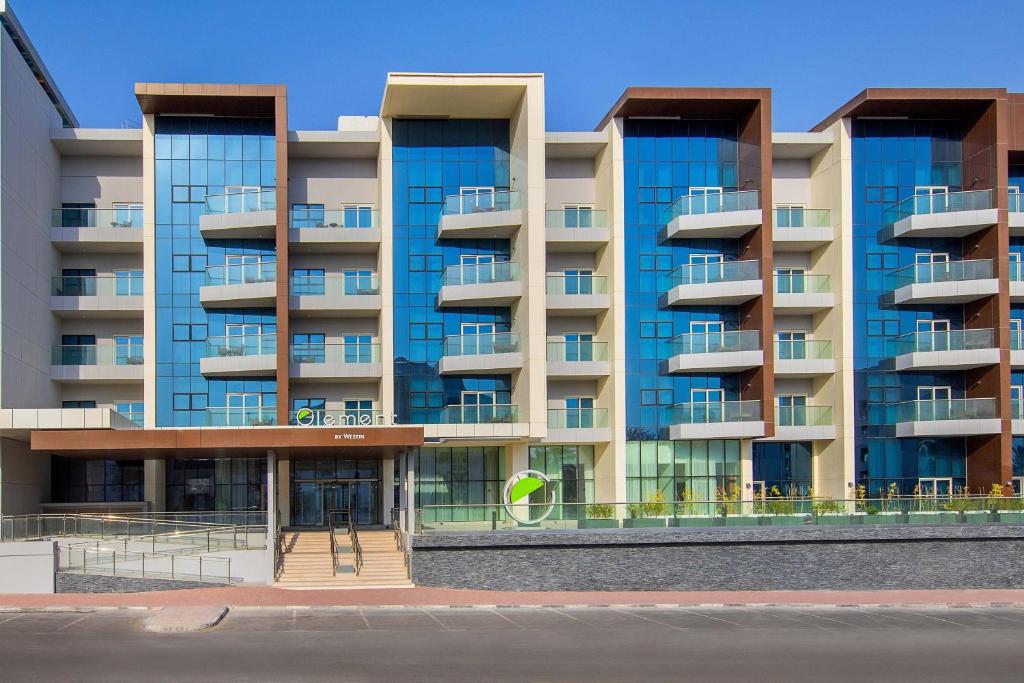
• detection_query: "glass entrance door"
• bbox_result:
[291,480,381,527]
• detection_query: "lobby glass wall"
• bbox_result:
[623,119,741,439]
[625,440,740,504]
[51,456,143,503]
[391,119,513,424]
[414,446,503,522]
[851,119,967,494]
[154,116,277,427]
[752,442,812,496]
[165,459,265,512]
[528,445,594,518]
[290,458,381,526]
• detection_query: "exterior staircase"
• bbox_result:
[275,529,413,589]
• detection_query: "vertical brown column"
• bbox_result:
[274,88,290,426]
[737,94,775,436]
[963,98,1012,492]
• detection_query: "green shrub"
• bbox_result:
[585,503,614,519]
[811,498,842,515]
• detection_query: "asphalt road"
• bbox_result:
[2,606,1023,682]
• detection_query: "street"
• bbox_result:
[1,606,1023,682]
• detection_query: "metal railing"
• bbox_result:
[52,207,143,229]
[774,273,831,294]
[204,189,276,214]
[664,260,759,288]
[775,339,833,360]
[666,400,762,425]
[885,189,993,224]
[441,190,521,217]
[546,274,609,295]
[1,512,266,547]
[774,207,830,228]
[289,273,380,296]
[51,275,142,297]
[441,332,520,357]
[888,258,993,288]
[667,330,760,356]
[888,329,995,356]
[391,508,410,571]
[206,261,276,286]
[289,207,378,229]
[205,333,276,358]
[205,407,277,427]
[51,344,143,366]
[547,340,608,362]
[441,261,519,287]
[545,208,608,229]
[1011,192,1023,213]
[664,190,759,222]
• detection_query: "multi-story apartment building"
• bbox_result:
[1,2,1024,531]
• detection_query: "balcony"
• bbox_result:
[1012,332,1024,368]
[51,343,143,383]
[199,334,277,377]
[661,190,761,240]
[289,273,381,317]
[437,262,522,307]
[891,398,999,438]
[773,274,833,313]
[774,340,835,377]
[438,333,522,375]
[200,262,276,308]
[289,343,382,382]
[666,400,765,440]
[1010,192,1024,235]
[423,403,528,440]
[661,260,762,306]
[1011,263,1024,303]
[887,190,996,239]
[664,331,762,373]
[889,259,997,305]
[437,191,522,239]
[206,407,277,428]
[288,207,380,253]
[547,341,609,379]
[890,329,998,372]
[1014,399,1024,435]
[546,408,611,443]
[764,405,835,441]
[198,189,276,239]
[545,274,609,315]
[772,208,833,252]
[50,275,143,319]
[545,209,610,252]
[50,208,143,253]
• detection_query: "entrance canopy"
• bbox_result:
[30,426,424,460]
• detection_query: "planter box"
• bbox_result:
[668,517,713,528]
[995,511,1024,524]
[764,515,808,526]
[623,518,666,528]
[814,514,854,526]
[963,511,993,524]
[578,518,620,529]
[865,512,905,524]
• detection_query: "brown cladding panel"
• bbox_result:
[274,92,290,426]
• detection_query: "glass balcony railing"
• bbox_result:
[545,274,609,295]
[205,262,276,286]
[664,260,759,288]
[774,207,830,228]
[441,333,520,357]
[547,408,609,429]
[1011,192,1023,213]
[547,341,608,362]
[664,190,759,223]
[774,339,833,361]
[204,189,276,214]
[1013,330,1023,351]
[441,191,521,217]
[891,398,997,423]
[438,404,518,424]
[885,189,993,225]
[206,407,277,427]
[51,275,142,297]
[289,409,384,426]
[887,259,993,289]
[1014,399,1023,420]
[205,334,276,358]
[51,344,143,366]
[289,273,380,297]
[666,400,762,425]
[289,343,381,365]
[52,207,142,228]
[777,405,833,427]
[774,273,831,294]
[888,329,995,357]
[441,261,519,287]
[1012,261,1024,282]
[118,411,144,427]
[545,208,608,229]
[289,207,377,229]
[667,331,760,356]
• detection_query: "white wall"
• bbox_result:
[0,540,56,593]
[0,438,49,514]
[287,158,377,206]
[60,156,142,206]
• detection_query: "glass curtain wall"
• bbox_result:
[414,446,504,522]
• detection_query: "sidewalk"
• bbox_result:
[3,586,1024,610]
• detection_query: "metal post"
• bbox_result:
[171,554,175,580]
[266,450,277,576]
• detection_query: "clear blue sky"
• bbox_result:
[15,0,1022,132]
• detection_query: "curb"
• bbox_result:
[142,606,229,633]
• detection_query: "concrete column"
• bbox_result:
[277,458,290,527]
[143,460,165,512]
[404,451,415,533]
[740,440,754,504]
[381,457,395,527]
[266,450,277,573]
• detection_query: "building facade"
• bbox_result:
[2,2,1024,529]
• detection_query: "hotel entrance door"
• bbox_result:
[291,480,380,527]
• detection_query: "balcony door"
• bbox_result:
[690,321,725,353]
[224,185,263,212]
[563,204,594,228]
[913,185,949,213]
[1010,186,1021,212]
[1011,319,1022,350]
[689,186,723,214]
[690,388,725,423]
[1011,252,1021,281]
[459,186,496,213]
[916,386,951,421]
[459,253,498,285]
[563,269,594,295]
[565,397,595,428]
[914,252,949,284]
[226,392,264,424]
[342,269,374,295]
[460,390,497,423]
[564,333,594,362]
[225,323,263,355]
[776,331,806,360]
[777,395,807,427]
[461,322,495,355]
[225,254,268,284]
[916,319,951,352]
[1012,385,1023,419]
[775,267,806,294]
[688,253,725,284]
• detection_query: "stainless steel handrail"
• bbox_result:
[391,508,409,571]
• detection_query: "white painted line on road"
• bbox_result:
[56,614,91,631]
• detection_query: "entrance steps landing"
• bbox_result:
[275,530,413,590]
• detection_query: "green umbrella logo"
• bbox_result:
[295,407,315,426]
[503,470,557,525]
